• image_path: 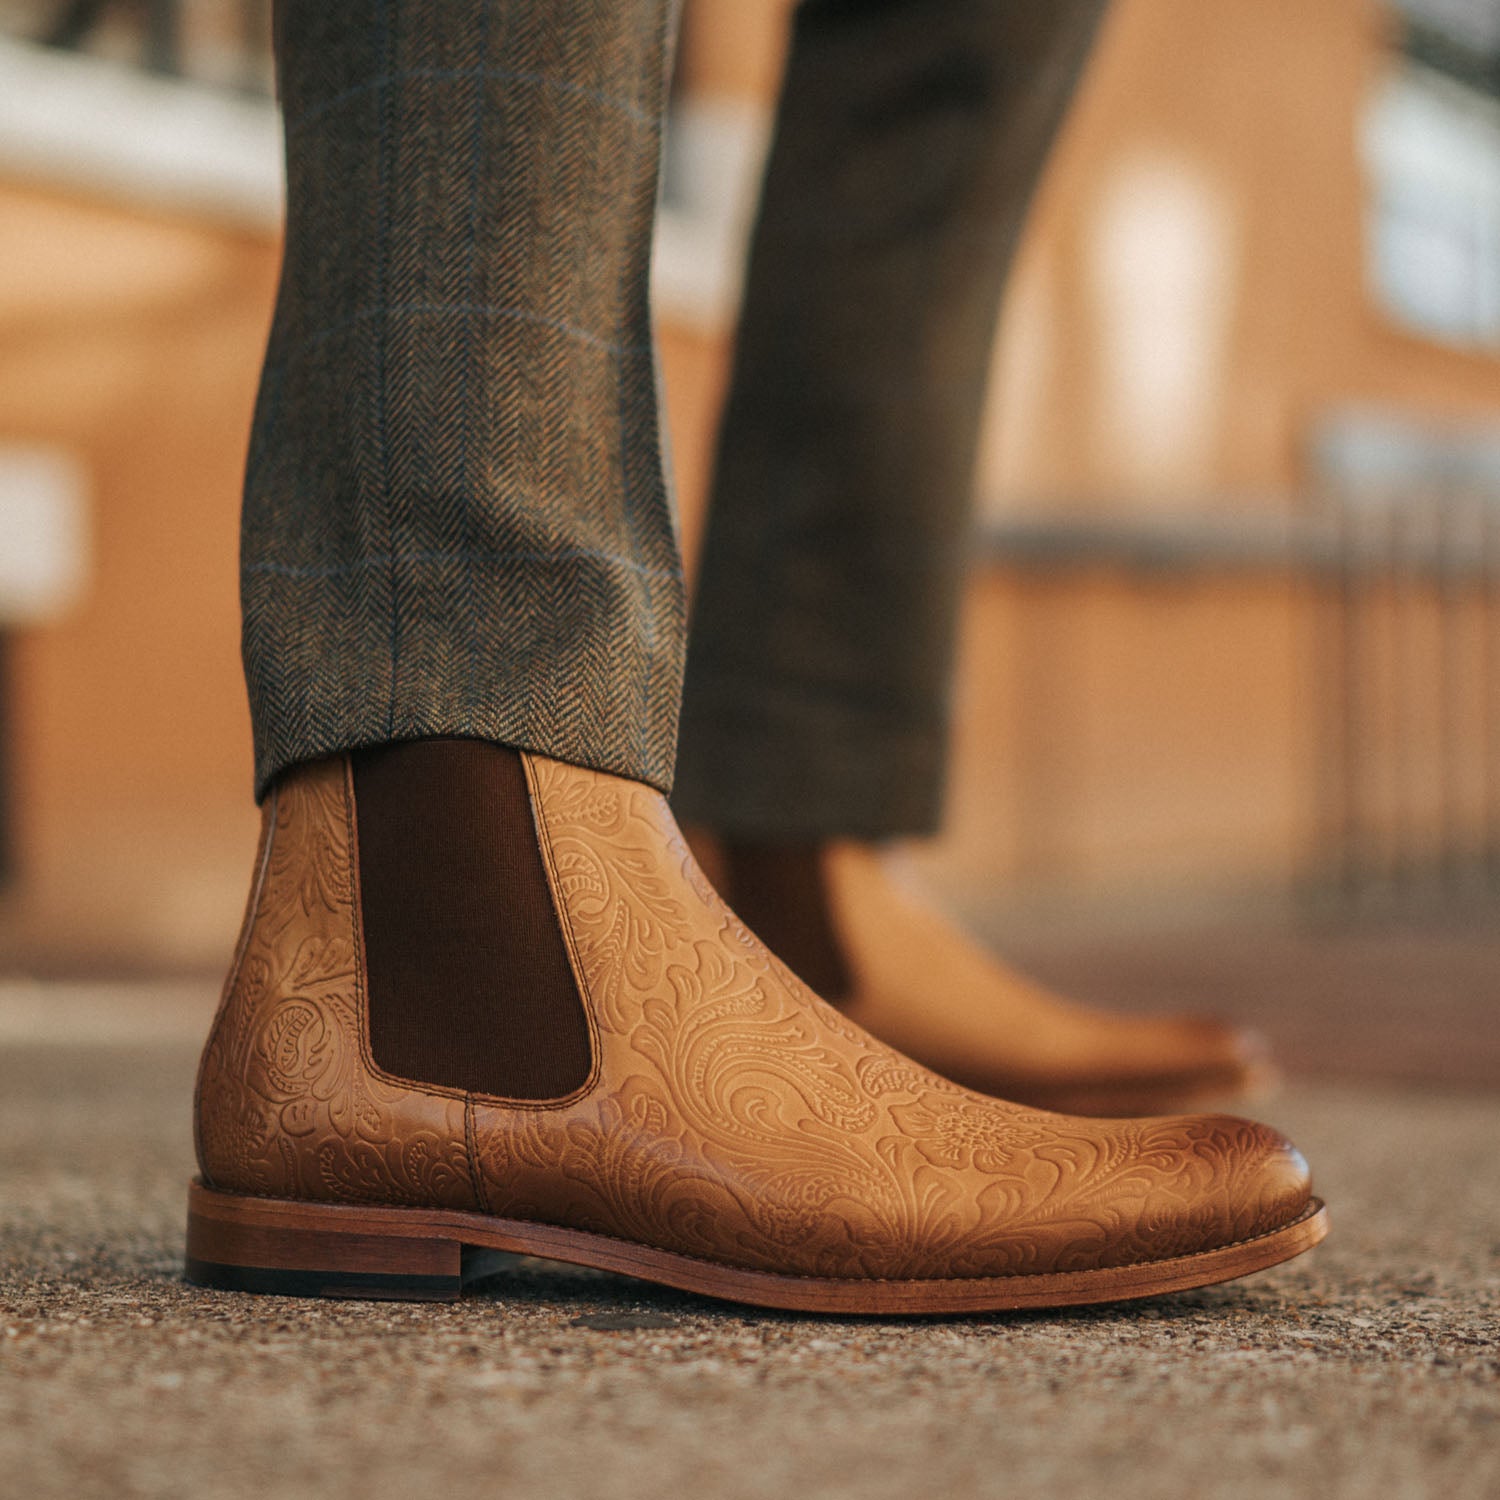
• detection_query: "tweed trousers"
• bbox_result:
[242,0,1106,826]
[674,0,1107,839]
[243,0,681,800]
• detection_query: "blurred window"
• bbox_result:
[1,0,272,95]
[1364,0,1500,348]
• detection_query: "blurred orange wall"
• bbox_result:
[0,183,269,966]
[1,0,1497,967]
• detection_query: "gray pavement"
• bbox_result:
[1,984,1498,1500]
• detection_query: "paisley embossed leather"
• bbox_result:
[195,753,1313,1284]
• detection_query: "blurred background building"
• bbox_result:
[0,0,1497,979]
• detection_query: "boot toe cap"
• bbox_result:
[1145,1112,1314,1261]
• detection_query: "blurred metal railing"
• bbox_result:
[44,0,183,74]
[35,0,271,93]
[1313,413,1500,909]
[976,413,1500,913]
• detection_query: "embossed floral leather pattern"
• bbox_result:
[196,754,1312,1282]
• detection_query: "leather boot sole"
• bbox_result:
[184,1180,1328,1314]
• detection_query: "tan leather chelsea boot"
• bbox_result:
[187,750,1325,1313]
[703,838,1275,1117]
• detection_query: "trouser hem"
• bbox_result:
[672,687,947,841]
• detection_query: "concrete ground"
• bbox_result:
[2,939,1498,1500]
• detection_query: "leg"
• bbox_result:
[675,0,1108,838]
[674,0,1271,1113]
[242,0,683,800]
[186,0,1321,1312]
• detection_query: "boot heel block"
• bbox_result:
[185,1180,467,1302]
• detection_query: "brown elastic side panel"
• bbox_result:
[719,842,855,1004]
[351,739,592,1100]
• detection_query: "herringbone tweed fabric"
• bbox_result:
[243,0,682,800]
[674,0,1108,840]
